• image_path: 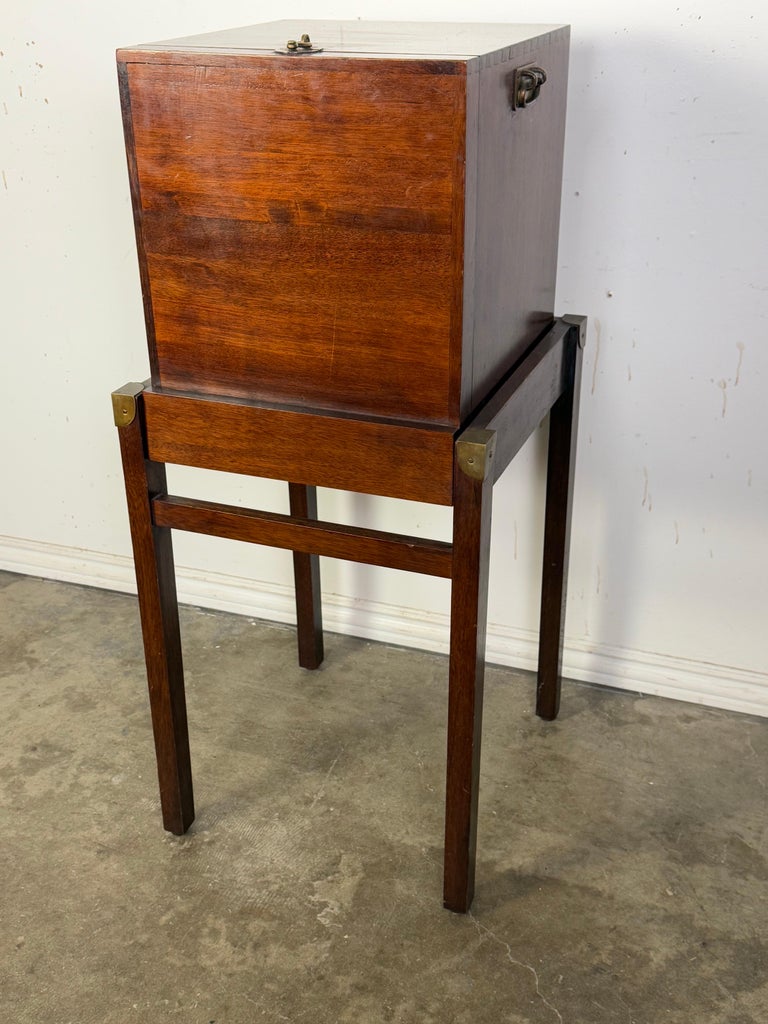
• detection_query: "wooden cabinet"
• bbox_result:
[114,21,583,913]
[118,20,569,427]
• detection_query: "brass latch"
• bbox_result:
[275,33,323,55]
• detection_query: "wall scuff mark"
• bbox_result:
[735,342,745,386]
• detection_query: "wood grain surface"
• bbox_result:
[124,59,466,423]
[141,387,455,505]
[152,494,453,578]
[467,30,570,414]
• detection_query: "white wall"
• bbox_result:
[2,1,766,715]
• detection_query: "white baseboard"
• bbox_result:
[2,535,766,718]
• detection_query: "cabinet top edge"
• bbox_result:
[117,20,569,64]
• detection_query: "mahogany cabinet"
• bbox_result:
[114,21,582,914]
[118,20,569,425]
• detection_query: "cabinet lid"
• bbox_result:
[121,20,567,63]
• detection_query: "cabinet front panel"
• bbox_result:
[126,60,466,423]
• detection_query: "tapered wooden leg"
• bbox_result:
[288,483,324,670]
[443,433,494,913]
[537,323,584,720]
[113,385,194,834]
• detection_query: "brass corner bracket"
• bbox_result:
[456,429,497,482]
[562,314,588,349]
[111,382,145,427]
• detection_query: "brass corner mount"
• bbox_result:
[456,429,497,482]
[111,382,145,427]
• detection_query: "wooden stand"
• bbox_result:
[112,314,585,913]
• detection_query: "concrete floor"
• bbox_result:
[1,570,766,1024]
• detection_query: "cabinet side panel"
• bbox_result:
[117,62,159,379]
[125,59,465,425]
[457,69,479,424]
[468,29,570,412]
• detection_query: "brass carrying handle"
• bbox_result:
[511,65,547,110]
